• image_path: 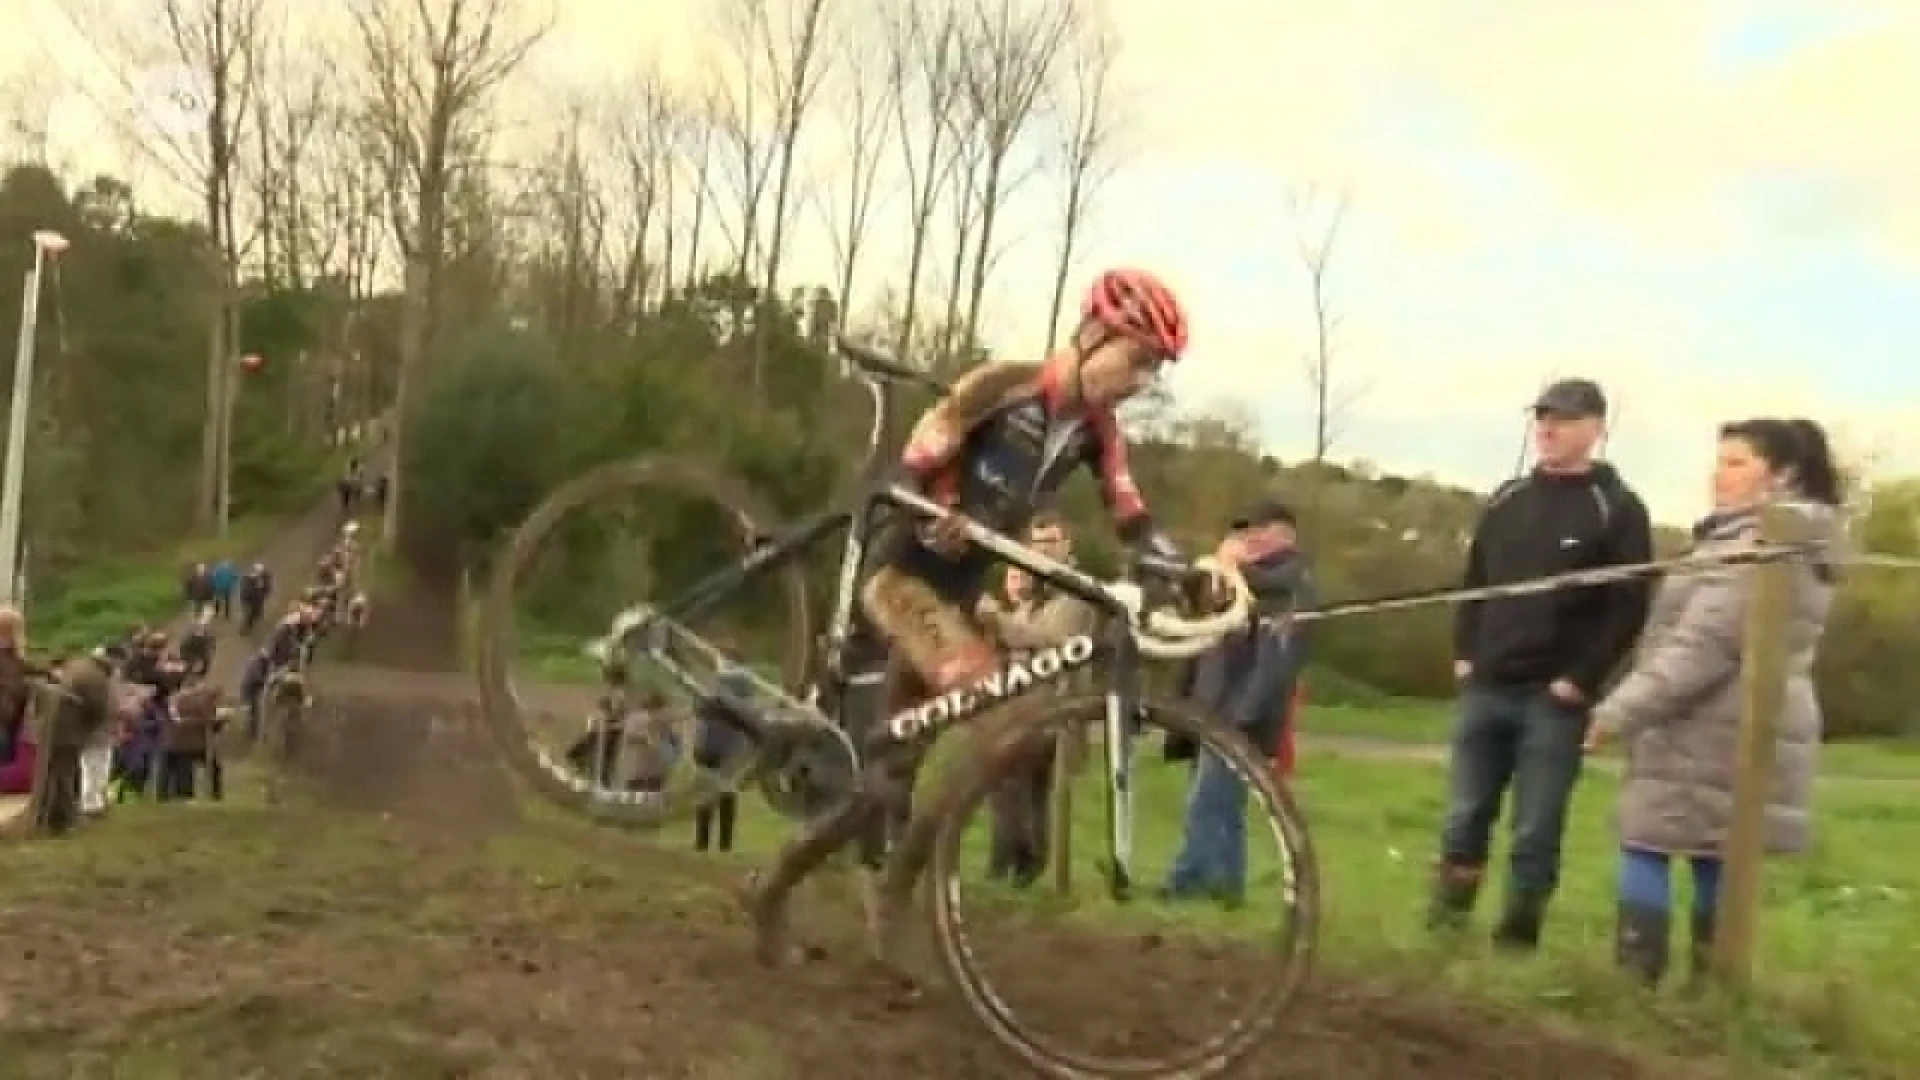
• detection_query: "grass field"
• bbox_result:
[677,739,1917,1078]
[5,728,1915,1076]
[28,517,279,654]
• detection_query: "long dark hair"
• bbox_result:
[1719,416,1844,506]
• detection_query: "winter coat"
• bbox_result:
[1591,502,1838,856]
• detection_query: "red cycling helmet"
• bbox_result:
[1082,268,1189,360]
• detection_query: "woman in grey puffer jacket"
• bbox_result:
[1584,416,1844,986]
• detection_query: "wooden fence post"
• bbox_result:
[1050,728,1073,894]
[1712,502,1807,986]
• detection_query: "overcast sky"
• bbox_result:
[7,0,1918,525]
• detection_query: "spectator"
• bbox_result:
[210,558,239,619]
[241,608,317,741]
[0,607,34,767]
[338,458,362,514]
[693,664,757,854]
[623,691,678,795]
[162,683,224,801]
[1584,417,1842,986]
[1163,499,1315,905]
[182,563,214,620]
[567,657,636,788]
[0,606,41,795]
[239,562,273,634]
[178,609,216,678]
[34,650,114,832]
[975,511,1095,887]
[1431,378,1654,950]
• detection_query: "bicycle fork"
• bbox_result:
[1101,622,1142,903]
[1101,690,1136,902]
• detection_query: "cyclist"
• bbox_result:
[744,268,1196,973]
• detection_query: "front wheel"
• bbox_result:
[925,696,1319,1079]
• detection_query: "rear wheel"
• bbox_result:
[925,695,1319,1079]
[476,455,814,829]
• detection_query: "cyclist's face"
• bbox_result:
[1079,337,1166,405]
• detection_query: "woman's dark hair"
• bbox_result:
[1718,416,1844,506]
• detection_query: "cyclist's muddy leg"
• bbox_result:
[744,753,909,966]
[881,705,1056,904]
[745,568,993,968]
[746,663,934,967]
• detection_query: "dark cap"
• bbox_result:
[1531,378,1607,417]
[1230,499,1296,530]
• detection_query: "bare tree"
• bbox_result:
[706,2,775,290]
[952,0,1076,355]
[350,0,551,548]
[1290,186,1363,464]
[936,129,984,364]
[753,0,832,373]
[603,72,678,327]
[881,1,964,358]
[526,91,610,347]
[673,103,721,292]
[251,51,331,288]
[1041,12,1122,351]
[59,0,271,533]
[814,1,897,327]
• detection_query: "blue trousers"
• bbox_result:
[1619,845,1722,915]
[1166,748,1250,900]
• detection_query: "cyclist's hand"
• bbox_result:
[920,512,972,556]
[1199,564,1239,612]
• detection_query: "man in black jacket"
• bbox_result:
[1431,378,1654,949]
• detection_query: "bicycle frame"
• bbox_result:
[623,476,1156,898]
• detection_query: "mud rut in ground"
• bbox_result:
[224,569,1670,1078]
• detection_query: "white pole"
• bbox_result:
[0,248,47,608]
[1,231,69,610]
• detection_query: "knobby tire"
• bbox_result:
[924,696,1320,1080]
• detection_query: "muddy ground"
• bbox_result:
[0,544,1695,1079]
[0,681,1698,1080]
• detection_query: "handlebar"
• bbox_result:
[1108,555,1252,660]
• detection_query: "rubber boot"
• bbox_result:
[1426,861,1481,931]
[1614,901,1670,986]
[1686,906,1716,988]
[1491,891,1548,951]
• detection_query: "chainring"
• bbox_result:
[755,720,859,821]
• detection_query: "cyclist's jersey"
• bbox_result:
[878,356,1153,593]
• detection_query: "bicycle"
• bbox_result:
[477,337,1321,1078]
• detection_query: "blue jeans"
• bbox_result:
[1439,684,1587,898]
[1619,846,1722,915]
[1166,748,1249,900]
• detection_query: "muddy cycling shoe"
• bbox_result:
[737,871,825,968]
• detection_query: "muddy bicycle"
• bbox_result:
[478,338,1321,1078]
